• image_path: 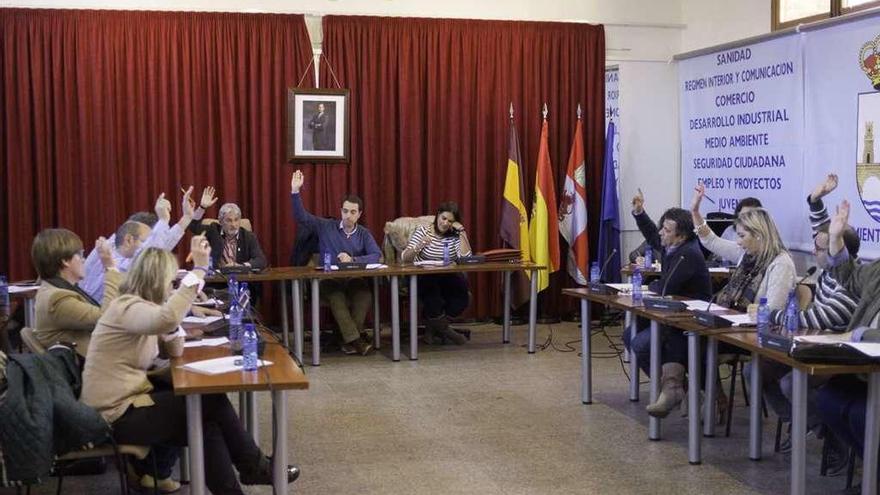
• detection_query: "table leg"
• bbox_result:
[791,369,807,495]
[749,352,763,461]
[581,299,592,404]
[373,278,381,349]
[272,389,289,493]
[185,395,205,495]
[410,275,418,361]
[703,337,718,437]
[861,373,880,495]
[528,270,537,354]
[628,311,639,402]
[292,280,303,364]
[623,311,631,363]
[391,276,400,362]
[311,278,320,366]
[503,271,512,343]
[280,281,289,349]
[688,331,701,464]
[649,320,661,440]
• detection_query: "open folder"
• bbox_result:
[180,356,273,375]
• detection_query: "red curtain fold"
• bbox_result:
[317,16,605,317]
[0,8,313,283]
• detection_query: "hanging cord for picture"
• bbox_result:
[320,53,343,89]
[295,57,315,87]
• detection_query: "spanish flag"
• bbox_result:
[529,110,560,292]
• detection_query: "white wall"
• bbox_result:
[680,0,771,54]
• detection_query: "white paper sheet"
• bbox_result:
[681,300,729,313]
[184,337,230,348]
[708,267,731,273]
[9,285,38,294]
[724,314,756,327]
[182,315,224,325]
[192,298,222,307]
[179,356,273,375]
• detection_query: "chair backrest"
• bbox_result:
[382,215,435,263]
[202,217,253,232]
[290,221,321,267]
[20,327,46,354]
[706,211,736,238]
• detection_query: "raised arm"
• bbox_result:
[807,174,837,233]
[289,170,321,227]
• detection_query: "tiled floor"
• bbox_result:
[12,320,851,494]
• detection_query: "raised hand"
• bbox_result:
[181,186,195,217]
[811,173,839,202]
[290,170,305,194]
[95,237,116,270]
[154,192,172,222]
[690,183,705,212]
[189,235,211,268]
[828,200,850,256]
[200,186,218,209]
[632,188,645,215]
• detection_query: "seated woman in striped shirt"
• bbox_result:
[402,202,473,345]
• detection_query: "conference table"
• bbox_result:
[208,261,544,365]
[620,265,733,282]
[563,286,880,495]
[171,331,309,495]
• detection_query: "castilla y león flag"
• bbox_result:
[558,116,589,285]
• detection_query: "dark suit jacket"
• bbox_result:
[188,219,268,270]
[633,211,712,300]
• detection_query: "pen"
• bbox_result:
[695,187,717,205]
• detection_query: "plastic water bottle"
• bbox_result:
[590,262,601,283]
[323,252,332,272]
[242,323,258,371]
[644,246,653,270]
[632,268,643,304]
[785,290,799,334]
[443,240,450,266]
[756,297,770,345]
[229,298,243,352]
[227,275,239,303]
[0,275,9,317]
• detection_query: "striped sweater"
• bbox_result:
[405,225,471,262]
[769,270,858,332]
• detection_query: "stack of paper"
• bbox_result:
[182,315,224,325]
[184,337,230,348]
[180,356,273,375]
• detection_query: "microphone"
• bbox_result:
[643,255,687,311]
[588,248,618,294]
[660,255,686,298]
[597,248,618,283]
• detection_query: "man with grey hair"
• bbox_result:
[189,186,267,270]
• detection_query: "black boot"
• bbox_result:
[239,455,301,485]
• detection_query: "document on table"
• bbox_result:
[192,298,222,307]
[603,283,652,294]
[327,263,388,270]
[184,337,229,348]
[182,315,224,325]
[724,314,756,327]
[180,356,273,375]
[681,300,728,313]
[9,285,38,294]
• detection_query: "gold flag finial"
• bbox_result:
[542,103,548,120]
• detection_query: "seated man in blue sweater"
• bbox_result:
[626,189,712,418]
[290,170,381,356]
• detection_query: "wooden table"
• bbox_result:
[171,333,308,495]
[563,286,880,495]
[620,265,733,282]
[213,262,543,365]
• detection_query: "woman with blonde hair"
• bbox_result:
[81,237,299,494]
[31,228,119,356]
[692,184,795,311]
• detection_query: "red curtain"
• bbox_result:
[312,16,605,318]
[0,9,313,282]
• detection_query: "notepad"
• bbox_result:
[183,337,229,348]
[179,356,273,375]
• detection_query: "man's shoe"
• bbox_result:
[140,474,182,494]
[353,339,374,356]
[340,343,359,355]
[240,460,301,485]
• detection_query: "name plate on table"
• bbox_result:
[643,297,687,312]
[458,255,485,264]
[337,262,367,271]
[694,311,734,328]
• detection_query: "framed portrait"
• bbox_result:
[287,88,350,163]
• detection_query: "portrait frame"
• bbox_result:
[287,88,350,163]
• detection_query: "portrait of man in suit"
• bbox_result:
[306,101,336,151]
